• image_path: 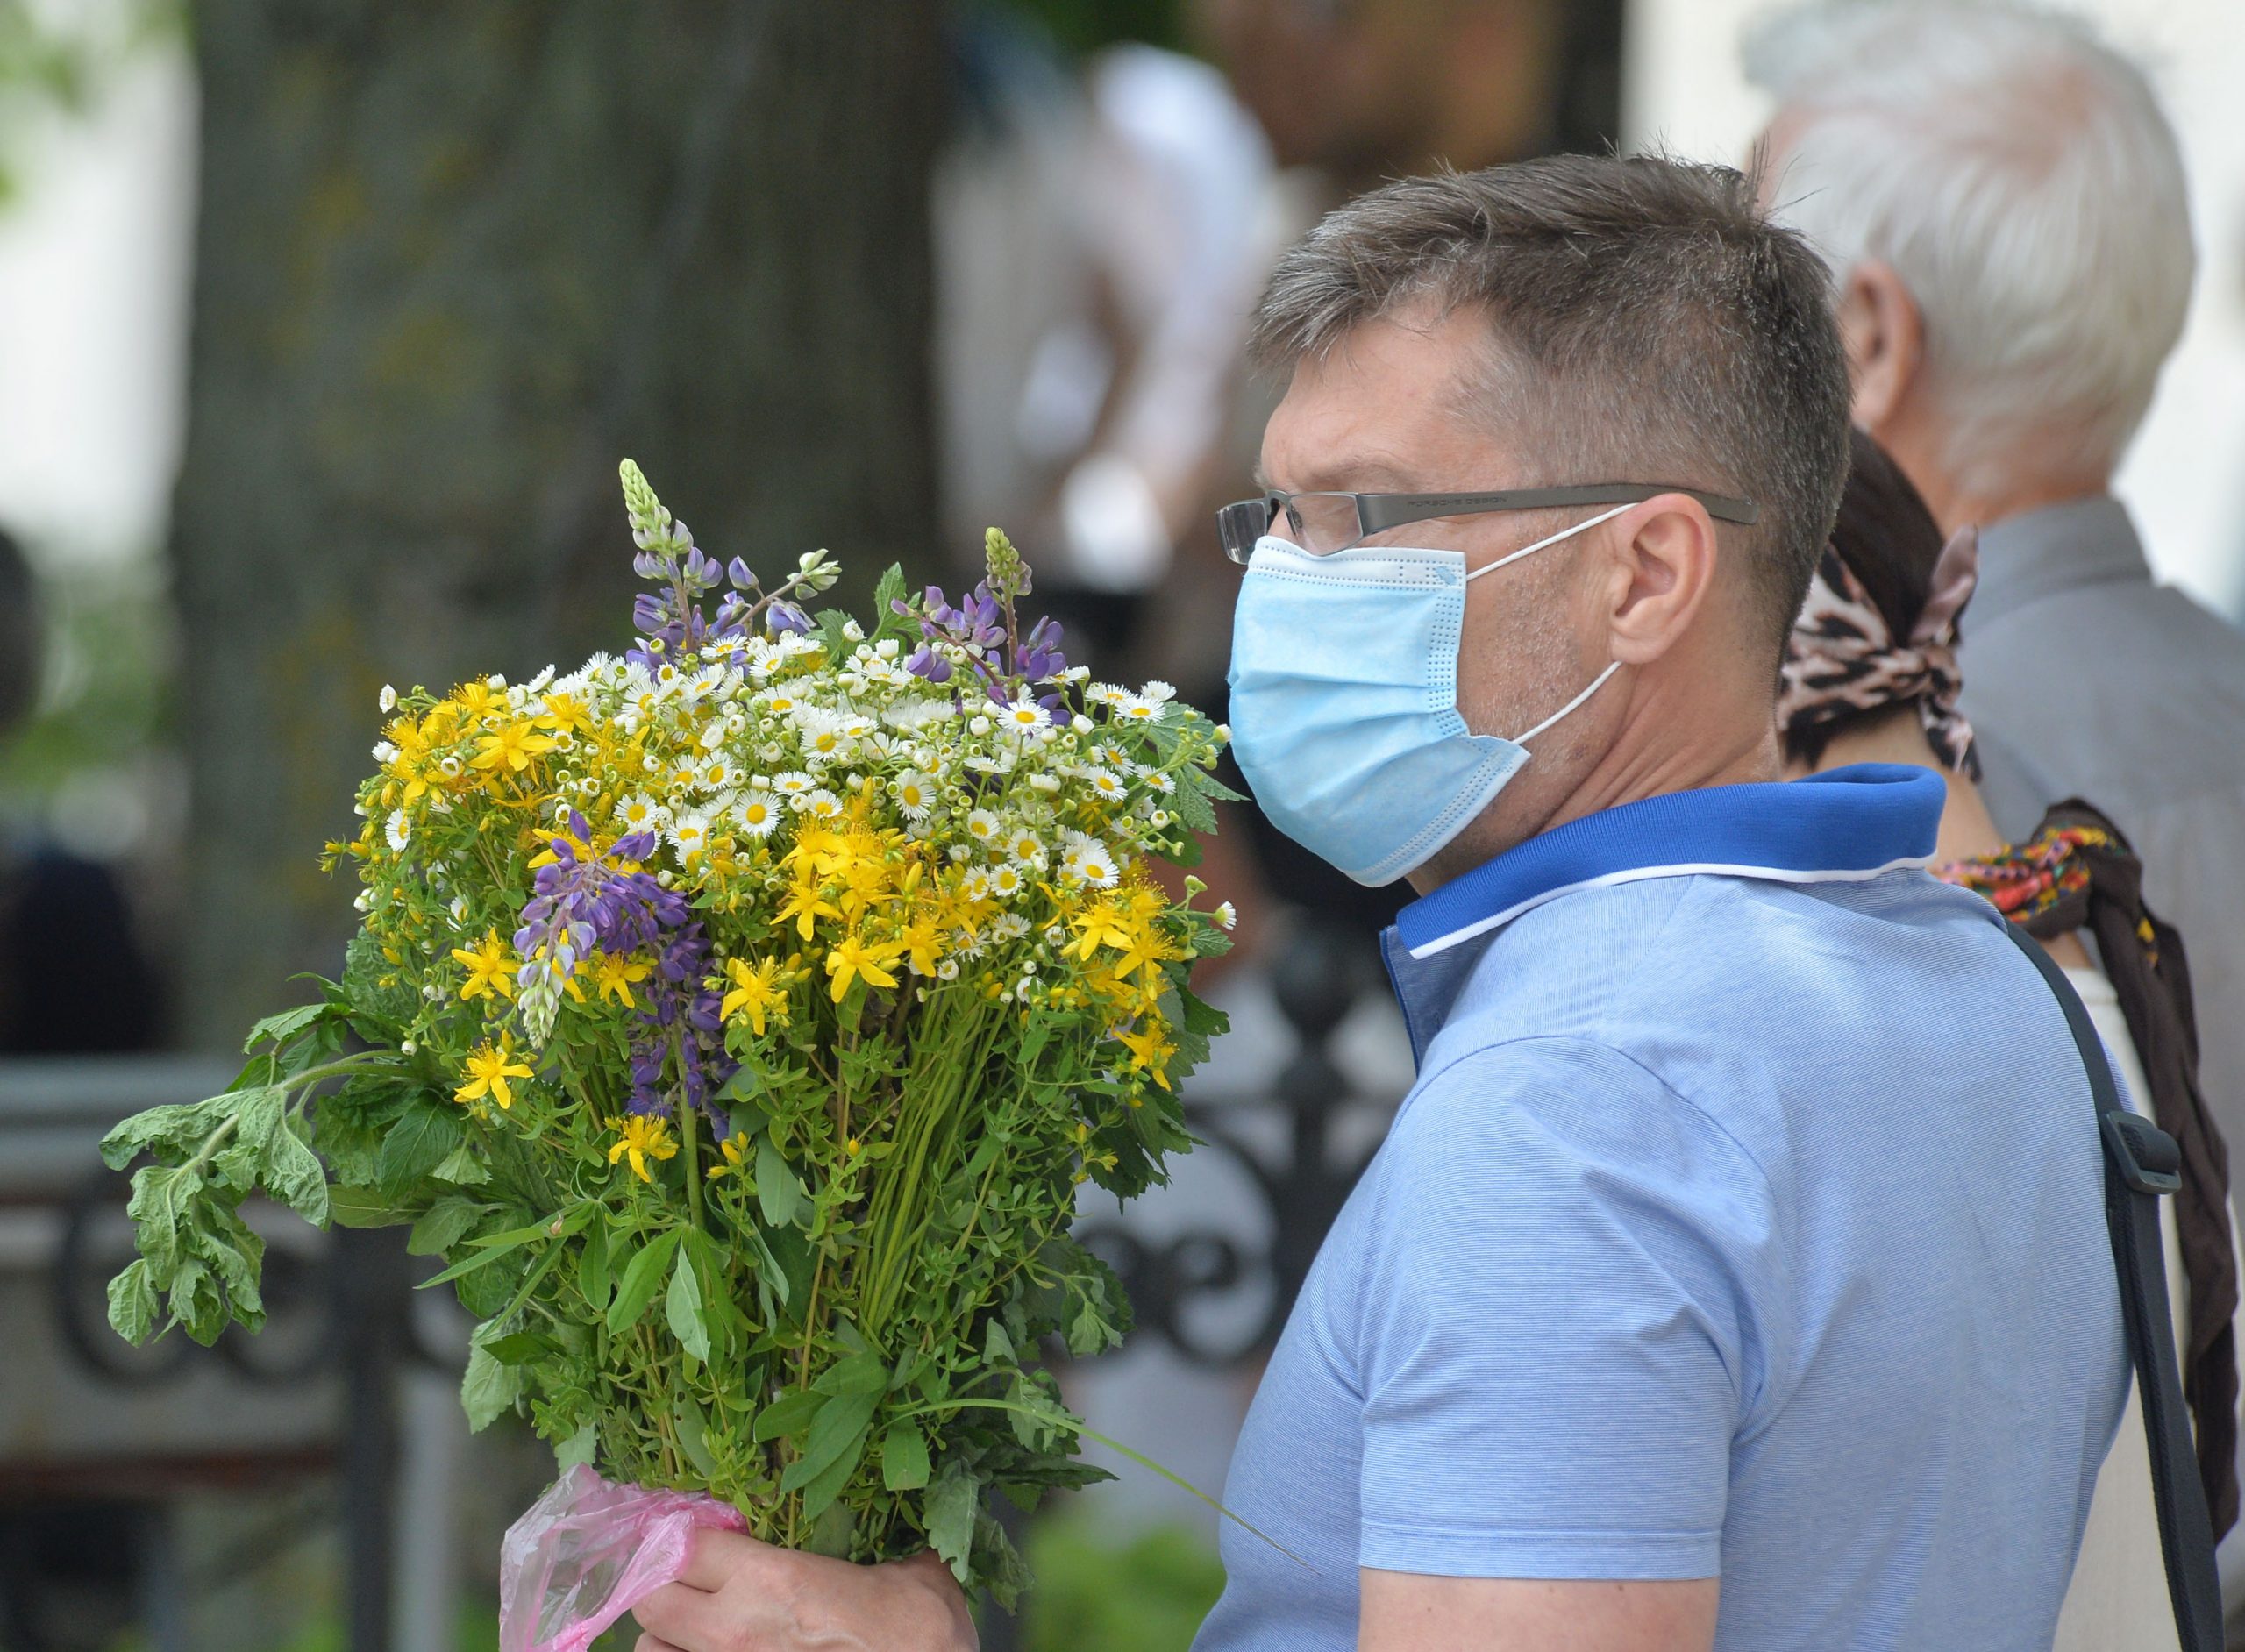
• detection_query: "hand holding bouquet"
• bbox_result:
[101,462,1242,1634]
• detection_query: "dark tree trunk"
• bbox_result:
[170,0,943,1046]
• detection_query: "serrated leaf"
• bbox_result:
[106,1259,157,1344]
[607,1228,681,1335]
[756,1136,799,1228]
[666,1244,711,1362]
[375,1100,463,1196]
[984,1318,1015,1366]
[100,1093,233,1171]
[461,1342,522,1432]
[555,1421,597,1472]
[779,1389,875,1497]
[127,1164,196,1279]
[243,1003,326,1053]
[926,1463,979,1582]
[880,1421,930,1492]
[751,1386,823,1443]
[326,1184,402,1228]
[431,1143,489,1186]
[264,1114,328,1224]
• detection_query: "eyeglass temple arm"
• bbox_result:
[1358,485,1760,535]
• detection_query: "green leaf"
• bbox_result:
[880,1421,930,1492]
[607,1229,681,1335]
[416,1222,542,1288]
[813,1351,888,1397]
[106,1259,157,1344]
[751,1386,824,1443]
[925,1463,979,1582]
[460,1342,523,1432]
[244,1002,326,1053]
[756,1136,800,1228]
[376,1100,464,1196]
[431,1143,489,1186]
[984,1318,1016,1367]
[1066,1301,1115,1357]
[872,563,909,632]
[555,1421,598,1473]
[100,1093,237,1171]
[127,1164,196,1279]
[478,1330,556,1365]
[578,1221,612,1314]
[326,1184,403,1228]
[674,1391,718,1480]
[407,1195,488,1258]
[666,1245,711,1363]
[264,1114,329,1224]
[780,1390,875,1502]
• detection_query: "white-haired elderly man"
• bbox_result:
[1747,0,2245,1613]
[1745,5,2245,1100]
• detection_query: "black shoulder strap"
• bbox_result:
[2003,921,2225,1648]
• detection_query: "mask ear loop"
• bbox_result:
[1463,502,1636,584]
[1514,660,1621,744]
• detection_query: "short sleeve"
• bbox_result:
[1353,1036,1778,1582]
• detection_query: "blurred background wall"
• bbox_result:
[1,3,2240,1649]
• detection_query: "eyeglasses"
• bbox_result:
[1216,483,1761,563]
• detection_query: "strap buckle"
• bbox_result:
[2103,1109,2184,1196]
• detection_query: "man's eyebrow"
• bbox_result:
[1256,455,1419,494]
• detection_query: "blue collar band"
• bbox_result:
[1393,764,1947,961]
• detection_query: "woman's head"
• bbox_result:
[1778,428,1980,773]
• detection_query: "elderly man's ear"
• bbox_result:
[1835,259,1923,434]
[1604,499,1721,667]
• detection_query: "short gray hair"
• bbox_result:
[1251,154,1853,659]
[1744,1,2194,493]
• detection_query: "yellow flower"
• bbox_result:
[778,873,844,941]
[721,955,788,1035]
[608,1114,678,1183]
[537,692,591,738]
[1115,1022,1178,1091]
[451,931,519,1001]
[897,915,944,977]
[706,1130,750,1180]
[470,718,557,774]
[824,934,903,1001]
[591,951,652,1008]
[455,1034,533,1110]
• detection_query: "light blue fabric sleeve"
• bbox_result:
[1353,1036,1780,1582]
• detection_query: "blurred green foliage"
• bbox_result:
[1022,1511,1226,1652]
[1006,0,1187,56]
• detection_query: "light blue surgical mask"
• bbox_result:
[1226,505,1629,886]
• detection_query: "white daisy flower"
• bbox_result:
[698,721,727,751]
[1215,901,1237,930]
[773,771,816,796]
[1086,769,1127,803]
[990,864,1023,899]
[616,794,668,834]
[449,894,470,925]
[669,815,711,858]
[964,808,999,842]
[1086,682,1127,709]
[699,757,739,791]
[1008,829,1048,869]
[378,684,397,712]
[1000,698,1051,739]
[894,772,937,819]
[959,871,992,904]
[797,788,844,820]
[385,809,411,851]
[1115,693,1164,723]
[734,791,780,837]
[991,913,1030,941]
[1139,680,1177,704]
[1077,841,1119,887]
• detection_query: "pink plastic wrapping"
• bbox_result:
[499,1464,752,1652]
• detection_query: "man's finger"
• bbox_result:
[674,1523,777,1592]
[633,1580,730,1649]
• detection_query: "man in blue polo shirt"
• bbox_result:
[1197,157,2125,1650]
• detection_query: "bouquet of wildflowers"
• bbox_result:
[100,461,1240,1606]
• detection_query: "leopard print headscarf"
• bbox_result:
[1779,525,1981,778]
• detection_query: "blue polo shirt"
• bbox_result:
[1194,765,2126,1652]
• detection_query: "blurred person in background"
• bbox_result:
[0,526,161,1053]
[1781,430,2241,1652]
[1745,4,2245,1229]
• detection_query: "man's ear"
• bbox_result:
[1836,260,1923,437]
[1603,497,1719,667]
